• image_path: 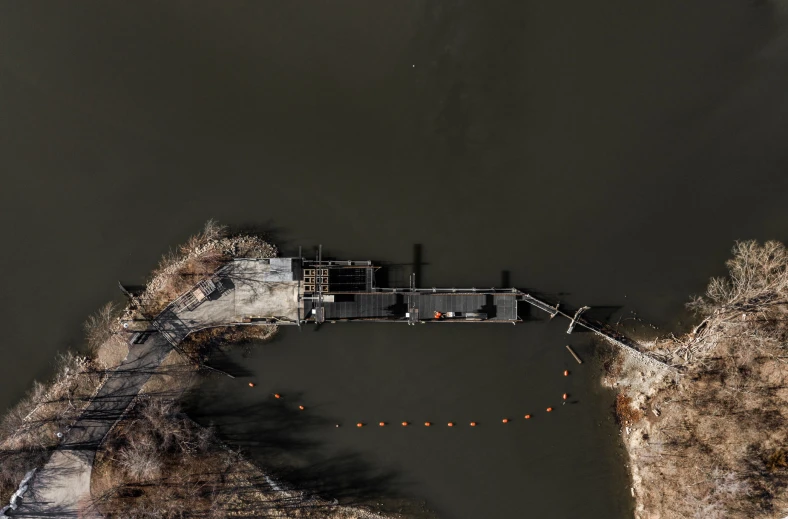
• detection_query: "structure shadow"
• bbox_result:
[374,243,429,289]
[584,305,624,325]
[412,243,423,285]
[515,287,628,330]
[516,301,545,322]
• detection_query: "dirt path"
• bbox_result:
[9,262,274,517]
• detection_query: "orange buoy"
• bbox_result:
[448,422,455,427]
[470,421,477,427]
[524,414,532,419]
[274,393,282,399]
[546,407,553,412]
[563,370,569,376]
[502,418,509,424]
[562,393,568,400]
[356,422,364,428]
[379,422,386,427]
[424,422,432,427]
[248,382,256,387]
[298,405,305,410]
[401,421,409,427]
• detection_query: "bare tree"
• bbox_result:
[618,241,788,518]
[84,302,121,355]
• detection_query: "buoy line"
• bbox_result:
[269,367,574,429]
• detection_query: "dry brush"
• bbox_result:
[610,241,788,518]
[0,221,278,505]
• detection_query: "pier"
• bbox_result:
[167,253,671,371]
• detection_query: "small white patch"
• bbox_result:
[265,475,282,492]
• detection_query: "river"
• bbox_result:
[1,1,787,517]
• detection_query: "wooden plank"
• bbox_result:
[566,345,583,364]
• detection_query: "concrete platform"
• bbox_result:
[229,259,300,321]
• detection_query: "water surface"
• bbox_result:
[2,1,788,517]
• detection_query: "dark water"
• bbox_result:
[2,1,788,517]
[188,322,630,518]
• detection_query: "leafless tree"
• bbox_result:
[618,241,788,518]
[84,302,121,355]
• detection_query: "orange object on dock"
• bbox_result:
[563,370,569,376]
[502,418,509,423]
[401,421,409,427]
[470,421,477,427]
[448,422,455,427]
[379,422,386,427]
[546,407,553,412]
[298,405,305,410]
[433,311,442,319]
[356,422,364,428]
[248,383,256,388]
[524,414,531,419]
[562,393,568,400]
[424,422,432,427]
[274,393,281,399]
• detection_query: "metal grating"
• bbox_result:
[304,292,518,321]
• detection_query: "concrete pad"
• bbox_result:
[14,450,99,518]
[230,259,299,321]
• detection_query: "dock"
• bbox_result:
[294,256,520,324]
[148,251,674,370]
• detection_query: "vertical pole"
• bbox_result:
[317,245,323,323]
[296,246,302,330]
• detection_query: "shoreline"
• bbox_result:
[0,222,416,518]
[604,241,788,518]
[9,224,782,517]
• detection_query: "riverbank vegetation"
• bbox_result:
[178,325,278,366]
[91,397,392,519]
[0,298,130,501]
[130,219,277,317]
[0,221,279,506]
[0,351,106,501]
[609,241,788,518]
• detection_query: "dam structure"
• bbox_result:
[300,257,521,325]
[153,253,588,330]
[153,252,664,370]
[163,255,522,331]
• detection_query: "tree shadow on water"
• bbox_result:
[183,391,405,507]
[203,350,255,378]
